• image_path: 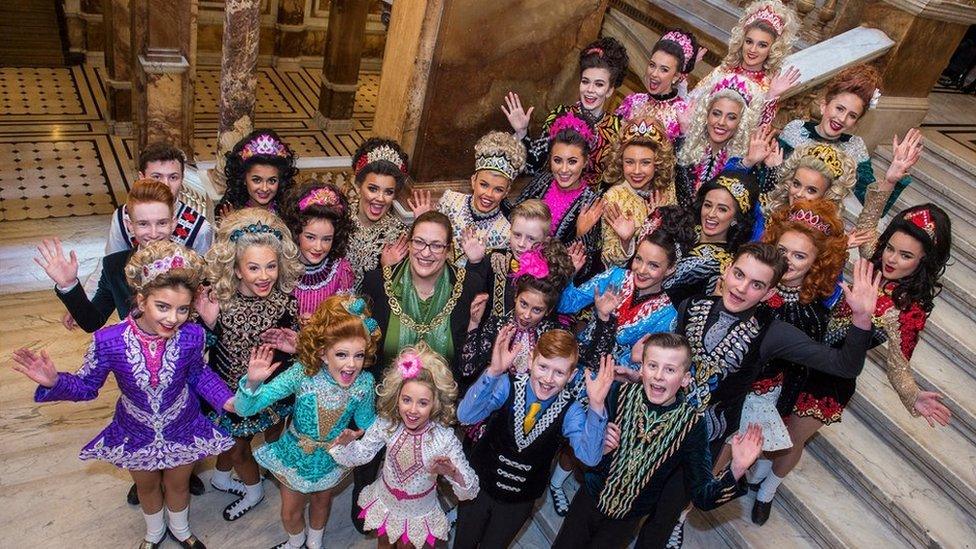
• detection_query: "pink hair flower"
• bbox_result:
[398,352,423,379]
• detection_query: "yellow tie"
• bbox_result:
[523,402,542,434]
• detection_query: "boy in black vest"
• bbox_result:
[552,333,764,549]
[454,326,613,549]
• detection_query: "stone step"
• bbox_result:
[850,354,976,513]
[808,406,976,547]
[874,144,976,227]
[895,181,976,273]
[688,488,820,549]
[921,298,976,381]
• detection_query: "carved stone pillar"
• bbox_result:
[209,0,262,193]
[132,0,197,158]
[275,0,308,63]
[314,0,370,132]
[374,0,608,185]
[103,0,133,134]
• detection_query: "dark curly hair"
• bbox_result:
[653,28,701,74]
[551,125,593,161]
[870,203,951,313]
[692,171,759,253]
[352,137,410,194]
[579,36,629,88]
[219,129,298,212]
[514,239,575,310]
[641,204,699,263]
[279,179,353,259]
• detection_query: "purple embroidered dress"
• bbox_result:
[35,318,234,470]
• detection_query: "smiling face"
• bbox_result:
[644,50,681,95]
[135,286,193,338]
[398,380,434,432]
[550,142,586,190]
[742,27,775,71]
[323,337,367,387]
[297,218,335,265]
[622,144,657,191]
[789,167,830,205]
[408,221,450,282]
[514,288,549,329]
[235,244,279,298]
[881,230,924,281]
[817,92,865,139]
[358,173,397,222]
[722,254,776,313]
[700,188,737,241]
[777,230,818,288]
[640,345,692,406]
[510,217,549,256]
[245,164,281,207]
[528,353,575,401]
[470,170,511,214]
[126,201,176,246]
[579,67,614,112]
[139,160,184,199]
[631,239,675,293]
[706,97,743,146]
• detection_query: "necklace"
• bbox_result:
[383,264,466,336]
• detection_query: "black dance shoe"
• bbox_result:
[752,499,772,526]
[169,530,207,549]
[189,473,205,496]
[136,540,160,549]
[127,483,140,505]
[270,541,305,549]
[222,494,264,521]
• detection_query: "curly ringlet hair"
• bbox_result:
[765,142,856,215]
[653,28,701,75]
[278,180,353,259]
[351,137,410,194]
[220,129,298,211]
[762,199,847,304]
[474,131,527,178]
[514,239,575,311]
[579,36,629,88]
[204,207,303,302]
[823,64,882,110]
[692,171,760,252]
[375,342,458,430]
[677,88,758,166]
[870,204,951,313]
[296,295,381,377]
[723,0,799,74]
[653,204,699,257]
[602,118,675,191]
[125,240,206,298]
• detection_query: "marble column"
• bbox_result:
[314,0,370,132]
[374,0,608,184]
[103,0,133,134]
[132,0,197,158]
[209,0,263,193]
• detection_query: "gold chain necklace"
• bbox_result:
[383,264,466,337]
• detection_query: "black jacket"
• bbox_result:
[56,250,134,333]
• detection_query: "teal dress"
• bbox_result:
[235,364,376,493]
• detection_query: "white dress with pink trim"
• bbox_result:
[330,417,479,547]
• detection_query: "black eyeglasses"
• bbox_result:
[409,237,449,254]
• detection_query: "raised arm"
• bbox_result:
[329,417,391,467]
[18,341,111,403]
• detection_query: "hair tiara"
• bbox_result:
[549,111,597,147]
[229,221,283,242]
[744,5,786,35]
[715,175,752,213]
[804,144,843,180]
[298,186,345,213]
[710,74,753,105]
[474,131,526,181]
[240,134,289,161]
[354,144,407,175]
[621,118,666,145]
[142,251,189,283]
[660,31,695,72]
[789,208,831,235]
[903,208,937,244]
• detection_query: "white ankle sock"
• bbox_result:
[167,505,192,541]
[211,468,232,485]
[550,465,571,488]
[143,509,166,543]
[747,458,773,484]
[306,527,324,549]
[243,480,264,504]
[757,472,784,503]
[287,530,307,548]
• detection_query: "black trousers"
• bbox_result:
[452,491,535,549]
[350,450,384,534]
[551,488,642,549]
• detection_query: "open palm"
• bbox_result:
[12,348,59,388]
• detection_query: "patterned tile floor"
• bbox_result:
[0,63,377,221]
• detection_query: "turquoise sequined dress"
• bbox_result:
[235,363,376,493]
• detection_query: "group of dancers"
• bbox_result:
[14,1,956,548]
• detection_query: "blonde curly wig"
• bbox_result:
[724,0,799,74]
[602,118,675,191]
[764,142,856,215]
[375,342,458,431]
[677,89,758,166]
[204,207,302,302]
[125,240,206,296]
[474,130,528,178]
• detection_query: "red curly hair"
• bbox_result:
[297,295,381,376]
[762,199,847,304]
[823,64,882,110]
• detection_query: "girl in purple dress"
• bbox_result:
[12,241,235,549]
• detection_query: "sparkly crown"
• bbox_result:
[142,251,188,283]
[715,175,752,213]
[240,134,289,160]
[475,153,520,181]
[660,30,695,71]
[804,144,843,179]
[549,111,597,147]
[298,186,344,213]
[229,222,283,242]
[744,5,786,34]
[789,208,831,235]
[710,74,753,105]
[473,131,526,181]
[354,144,406,175]
[903,208,937,244]
[621,118,666,145]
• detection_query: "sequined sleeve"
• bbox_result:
[35,339,110,403]
[878,306,926,416]
[234,362,304,417]
[459,315,500,381]
[855,183,892,259]
[436,426,480,500]
[329,416,392,467]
